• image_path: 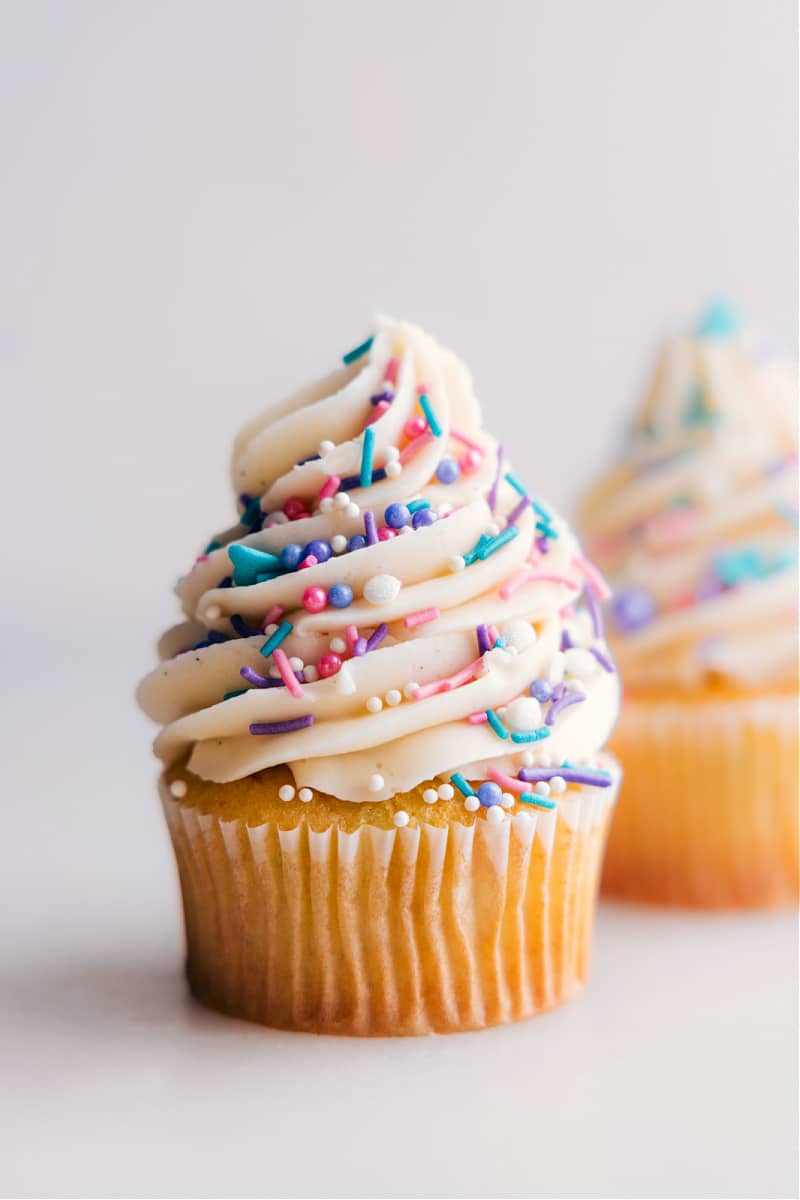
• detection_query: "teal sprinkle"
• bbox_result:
[451,772,476,798]
[493,637,506,649]
[204,539,221,554]
[260,620,292,659]
[240,496,263,528]
[532,499,552,522]
[256,571,281,583]
[360,426,376,488]
[342,334,374,365]
[486,710,509,740]
[505,471,527,497]
[535,521,558,539]
[463,534,492,566]
[477,525,519,560]
[713,545,796,587]
[407,498,431,513]
[223,689,246,701]
[683,382,717,428]
[229,543,282,587]
[518,792,557,810]
[511,726,551,744]
[696,300,740,339]
[418,393,443,437]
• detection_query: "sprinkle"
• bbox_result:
[477,524,519,559]
[583,586,604,639]
[228,543,282,586]
[385,688,402,706]
[423,788,438,804]
[486,766,530,794]
[204,540,221,554]
[345,624,360,653]
[486,806,505,824]
[342,334,374,365]
[360,427,376,488]
[438,784,454,800]
[340,467,387,490]
[370,390,393,407]
[573,556,612,602]
[450,428,483,453]
[250,715,315,735]
[230,614,260,638]
[451,773,476,798]
[298,788,313,802]
[413,658,482,700]
[278,784,296,802]
[404,606,440,629]
[507,495,532,526]
[221,687,244,701]
[319,475,341,501]
[369,773,385,792]
[505,471,527,497]
[273,648,304,699]
[385,460,403,479]
[331,534,348,554]
[545,690,585,725]
[330,637,348,654]
[518,793,557,810]
[367,399,391,425]
[417,392,442,437]
[500,570,579,601]
[264,605,284,628]
[487,446,505,512]
[364,574,401,604]
[393,811,409,828]
[464,796,480,812]
[486,709,509,740]
[399,429,435,466]
[353,638,368,656]
[384,356,399,386]
[467,711,489,724]
[436,458,461,485]
[169,779,188,798]
[476,624,491,655]
[407,498,431,514]
[550,776,567,794]
[519,765,613,787]
[333,491,350,510]
[449,555,466,572]
[260,621,292,658]
[241,664,303,688]
[366,622,389,651]
[364,510,378,545]
[590,645,616,672]
[336,663,357,695]
[511,726,551,744]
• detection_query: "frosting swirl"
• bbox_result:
[139,317,619,801]
[578,305,798,692]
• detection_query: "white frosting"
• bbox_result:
[139,317,619,800]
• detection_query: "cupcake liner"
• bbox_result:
[163,779,617,1035]
[603,691,798,908]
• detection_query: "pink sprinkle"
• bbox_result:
[263,605,284,628]
[384,356,399,386]
[468,711,489,724]
[500,570,580,601]
[367,400,390,426]
[486,765,530,794]
[488,624,501,645]
[573,556,612,601]
[273,648,304,699]
[298,555,318,570]
[345,624,360,654]
[319,475,340,500]
[413,657,483,701]
[559,603,577,619]
[450,428,484,455]
[399,430,434,466]
[416,382,428,396]
[403,606,440,629]
[195,554,209,564]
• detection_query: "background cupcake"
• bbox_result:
[138,316,621,1034]
[579,303,798,907]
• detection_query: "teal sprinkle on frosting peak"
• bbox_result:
[342,334,374,365]
[511,726,551,744]
[683,382,717,428]
[696,300,740,339]
[713,544,797,587]
[450,772,476,797]
[505,471,527,497]
[477,525,519,560]
[518,792,557,810]
[360,426,376,488]
[228,543,282,587]
[407,498,431,513]
[486,710,509,740]
[260,620,293,659]
[418,392,443,437]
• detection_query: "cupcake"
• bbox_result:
[138,317,621,1034]
[579,303,798,908]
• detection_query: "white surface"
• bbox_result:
[0,1,797,1197]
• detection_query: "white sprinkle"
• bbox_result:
[399,524,413,535]
[437,783,455,801]
[537,752,553,767]
[269,665,281,678]
[169,779,187,798]
[534,781,551,796]
[464,796,480,812]
[366,695,383,714]
[404,680,420,699]
[333,492,350,510]
[278,784,295,802]
[486,805,505,824]
[330,636,347,654]
[547,651,566,686]
[288,656,304,672]
[364,574,401,605]
[503,697,543,732]
[335,664,357,695]
[268,512,289,525]
[501,618,537,652]
[369,773,385,792]
[563,647,600,680]
[298,787,313,803]
[393,811,409,828]
[384,445,400,461]
[204,604,222,621]
[319,439,335,455]
[264,623,278,638]
[501,793,515,809]
[520,751,534,768]
[319,497,334,513]
[423,788,438,805]
[385,688,402,706]
[550,776,567,795]
[385,460,402,479]
[448,555,466,572]
[486,522,500,537]
[346,502,361,519]
[331,534,348,554]
[303,665,319,683]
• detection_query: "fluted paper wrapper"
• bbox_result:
[163,783,616,1035]
[603,691,798,908]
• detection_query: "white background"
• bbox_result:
[0,2,797,1198]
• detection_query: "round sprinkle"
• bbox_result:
[422,788,438,804]
[169,779,187,798]
[461,448,483,473]
[550,775,567,794]
[328,583,354,609]
[304,539,332,564]
[435,457,461,485]
[364,574,401,605]
[486,806,505,825]
[438,783,455,801]
[303,586,328,613]
[501,793,515,809]
[520,751,534,768]
[330,636,347,654]
[404,680,420,698]
[298,788,313,803]
[412,508,437,529]
[333,492,350,509]
[612,588,656,633]
[366,695,383,713]
[331,534,348,553]
[399,524,413,535]
[385,688,402,706]
[477,781,503,808]
[504,697,543,732]
[268,511,289,525]
[377,526,396,541]
[530,679,552,703]
[346,503,361,519]
[319,497,334,513]
[534,781,551,796]
[278,784,296,802]
[303,665,319,682]
[502,618,537,652]
[384,502,411,529]
[393,811,410,828]
[280,543,304,570]
[369,773,385,792]
[563,647,600,680]
[319,439,335,455]
[464,795,480,812]
[385,460,403,479]
[288,656,304,672]
[204,604,222,621]
[347,534,368,553]
[318,651,342,678]
[283,496,308,520]
[385,445,400,461]
[449,555,466,572]
[404,416,427,439]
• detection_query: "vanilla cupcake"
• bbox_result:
[138,317,620,1033]
[579,304,798,908]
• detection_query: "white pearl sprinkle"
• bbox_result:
[423,788,438,805]
[437,783,454,801]
[364,574,401,605]
[288,656,304,672]
[385,460,402,479]
[204,604,222,621]
[563,647,599,680]
[550,775,567,795]
[501,793,515,809]
[264,623,278,638]
[399,523,413,535]
[331,534,348,554]
[330,637,347,654]
[169,780,187,798]
[502,618,537,652]
[303,665,319,683]
[385,688,402,706]
[366,695,383,713]
[534,781,551,796]
[486,805,505,824]
[404,681,420,699]
[346,502,361,519]
[319,497,334,513]
[333,492,350,509]
[393,811,409,828]
[269,665,281,678]
[503,697,543,732]
[269,512,289,525]
[486,522,500,537]
[278,784,295,802]
[448,555,466,572]
[537,752,553,767]
[298,788,313,803]
[464,796,480,812]
[520,751,534,768]
[369,773,385,792]
[319,439,335,455]
[384,445,400,461]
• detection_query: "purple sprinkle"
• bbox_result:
[535,536,549,555]
[240,665,304,688]
[250,715,315,736]
[476,623,491,655]
[370,390,394,406]
[364,510,378,545]
[545,690,585,726]
[551,681,567,702]
[560,628,574,650]
[583,586,605,639]
[519,766,612,788]
[353,637,368,656]
[365,622,389,652]
[340,467,387,490]
[589,645,615,673]
[231,614,261,638]
[611,588,656,633]
[487,445,505,512]
[507,495,532,526]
